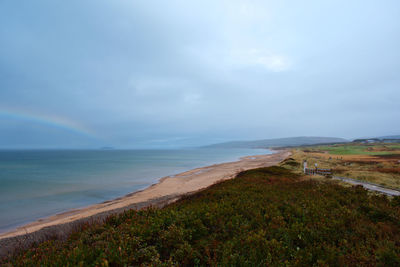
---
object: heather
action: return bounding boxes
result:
[292,143,400,189]
[3,166,400,266]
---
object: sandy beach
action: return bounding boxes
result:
[0,150,290,256]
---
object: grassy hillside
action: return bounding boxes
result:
[293,143,400,189]
[310,143,400,155]
[204,136,348,149]
[2,165,400,266]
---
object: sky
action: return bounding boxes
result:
[0,0,399,148]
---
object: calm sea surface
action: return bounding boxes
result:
[0,148,270,232]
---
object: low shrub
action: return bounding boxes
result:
[3,166,400,266]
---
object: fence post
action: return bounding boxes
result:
[303,160,307,174]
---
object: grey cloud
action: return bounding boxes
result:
[0,0,399,148]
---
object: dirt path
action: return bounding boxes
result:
[333,176,400,196]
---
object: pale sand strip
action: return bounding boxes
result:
[0,150,290,256]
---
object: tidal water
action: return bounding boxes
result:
[0,148,270,232]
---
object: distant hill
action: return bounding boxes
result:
[352,135,400,143]
[375,135,400,140]
[100,146,115,150]
[204,136,348,149]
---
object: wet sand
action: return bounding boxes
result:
[0,150,290,256]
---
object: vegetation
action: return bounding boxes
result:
[309,143,400,155]
[293,143,400,189]
[2,166,400,266]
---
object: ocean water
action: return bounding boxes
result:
[0,148,270,233]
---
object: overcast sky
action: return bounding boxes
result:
[1,0,399,148]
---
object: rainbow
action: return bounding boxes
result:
[0,109,95,138]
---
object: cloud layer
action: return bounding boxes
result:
[0,0,399,148]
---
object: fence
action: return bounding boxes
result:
[304,168,332,176]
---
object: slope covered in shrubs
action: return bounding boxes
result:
[3,166,400,266]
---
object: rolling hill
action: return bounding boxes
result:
[204,136,348,149]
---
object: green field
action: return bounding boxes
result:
[291,143,400,189]
[3,166,400,266]
[309,143,400,155]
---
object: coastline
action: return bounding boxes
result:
[0,150,290,257]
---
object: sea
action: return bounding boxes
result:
[0,148,271,233]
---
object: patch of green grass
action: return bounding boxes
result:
[3,166,400,266]
[290,147,400,190]
[311,143,400,155]
[323,145,374,155]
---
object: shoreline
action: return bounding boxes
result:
[0,150,290,257]
[0,149,270,234]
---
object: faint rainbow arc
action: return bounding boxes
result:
[0,110,96,138]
